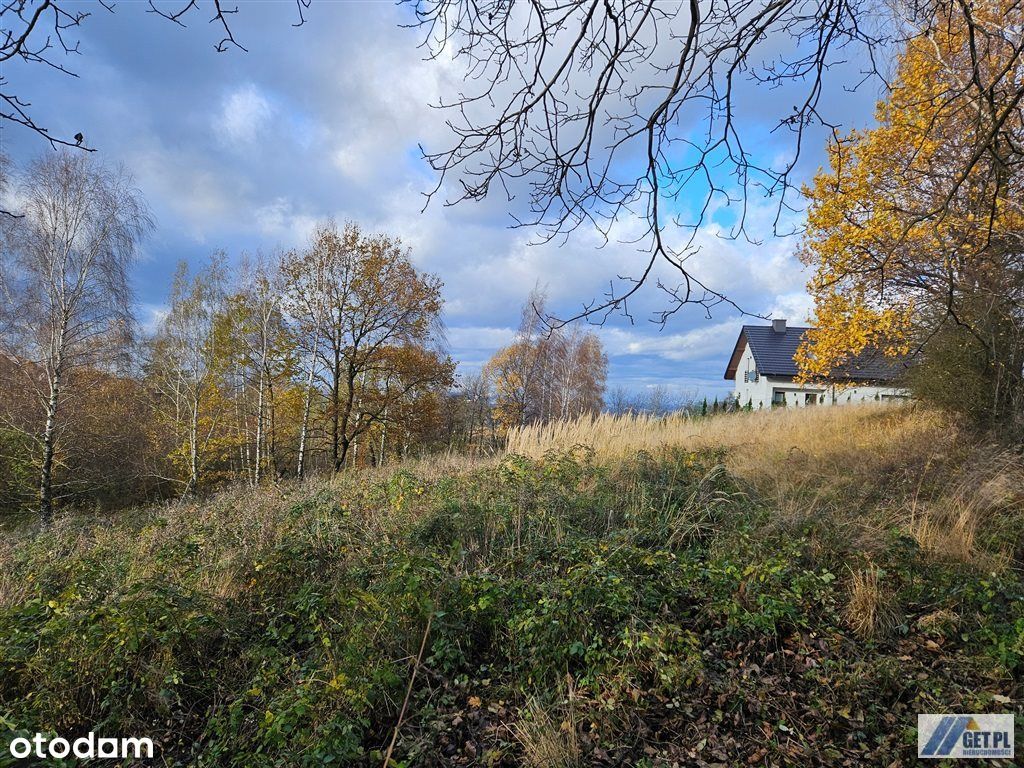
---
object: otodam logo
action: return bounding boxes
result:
[918,714,1015,759]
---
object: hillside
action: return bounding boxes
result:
[1,405,1021,767]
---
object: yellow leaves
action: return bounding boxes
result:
[468,695,482,708]
[486,316,608,431]
[795,293,913,383]
[799,4,1024,380]
[327,673,348,691]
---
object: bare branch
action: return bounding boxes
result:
[1,0,309,158]
[406,0,1014,324]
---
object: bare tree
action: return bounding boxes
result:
[605,384,694,415]
[459,371,497,452]
[0,151,150,523]
[409,0,1024,324]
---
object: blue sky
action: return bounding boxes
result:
[0,1,881,400]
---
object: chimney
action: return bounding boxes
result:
[772,318,787,334]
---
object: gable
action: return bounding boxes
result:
[724,324,909,382]
[723,332,749,380]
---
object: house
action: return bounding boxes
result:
[724,319,909,409]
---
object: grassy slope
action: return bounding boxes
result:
[0,405,1022,767]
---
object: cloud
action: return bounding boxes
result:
[446,326,517,351]
[214,83,275,145]
[252,197,319,246]
[138,303,169,335]
[600,320,743,362]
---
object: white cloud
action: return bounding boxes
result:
[138,303,168,334]
[446,325,517,350]
[215,83,275,145]
[252,197,319,246]
[599,319,743,362]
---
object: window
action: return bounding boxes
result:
[805,393,818,406]
[771,390,786,406]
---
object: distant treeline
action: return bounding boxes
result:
[0,153,618,517]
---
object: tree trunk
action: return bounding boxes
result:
[335,367,357,471]
[330,343,342,470]
[296,332,320,479]
[184,399,200,497]
[234,361,249,479]
[254,361,265,486]
[38,365,62,526]
[267,375,279,479]
[297,376,315,480]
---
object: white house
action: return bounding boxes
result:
[725,319,909,409]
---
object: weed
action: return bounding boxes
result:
[846,564,903,639]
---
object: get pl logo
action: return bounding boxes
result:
[918,714,1014,759]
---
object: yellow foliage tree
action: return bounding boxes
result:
[486,289,608,430]
[798,0,1024,420]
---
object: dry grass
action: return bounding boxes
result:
[7,403,1014,613]
[511,695,581,768]
[508,404,1024,567]
[846,564,903,639]
[507,404,952,486]
[0,556,32,610]
[902,446,1023,566]
[348,449,495,484]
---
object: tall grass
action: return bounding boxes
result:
[507,404,954,505]
[507,404,947,471]
[509,404,1024,565]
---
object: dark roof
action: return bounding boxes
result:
[724,324,908,382]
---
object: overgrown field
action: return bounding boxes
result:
[1,405,1022,766]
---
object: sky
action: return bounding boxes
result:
[0,1,883,400]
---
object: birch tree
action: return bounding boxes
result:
[486,292,607,428]
[231,254,294,484]
[148,256,229,496]
[281,224,347,479]
[0,152,149,523]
